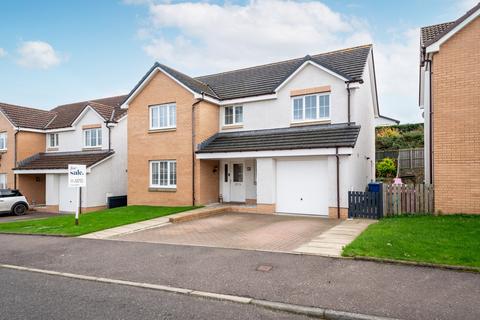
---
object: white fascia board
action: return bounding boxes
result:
[115,114,127,123]
[196,147,353,159]
[194,93,220,105]
[71,105,105,127]
[426,8,480,53]
[16,127,45,133]
[122,66,199,109]
[275,60,348,93]
[14,169,69,174]
[44,127,75,133]
[218,94,277,106]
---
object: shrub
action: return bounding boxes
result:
[376,158,396,178]
[376,127,401,138]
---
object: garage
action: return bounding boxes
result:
[276,158,329,216]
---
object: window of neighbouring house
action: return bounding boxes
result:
[292,93,330,122]
[84,128,102,148]
[48,133,59,148]
[150,160,176,188]
[224,106,243,125]
[0,174,6,189]
[150,103,176,130]
[0,132,6,150]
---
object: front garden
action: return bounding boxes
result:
[343,214,480,268]
[0,205,198,237]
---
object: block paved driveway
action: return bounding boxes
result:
[112,212,340,252]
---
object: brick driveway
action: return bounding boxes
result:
[112,212,340,252]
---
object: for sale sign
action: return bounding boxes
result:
[68,164,87,188]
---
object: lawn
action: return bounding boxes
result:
[0,205,198,237]
[343,215,480,268]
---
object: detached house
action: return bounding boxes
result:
[122,44,380,218]
[420,3,480,214]
[0,95,128,213]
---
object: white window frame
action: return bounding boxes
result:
[0,173,7,189]
[150,160,177,188]
[291,93,330,123]
[224,105,243,126]
[83,128,102,148]
[48,133,59,148]
[0,132,6,151]
[149,103,176,130]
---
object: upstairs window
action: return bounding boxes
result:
[48,133,59,148]
[224,106,243,125]
[84,128,102,148]
[0,132,6,151]
[150,103,176,130]
[292,93,330,122]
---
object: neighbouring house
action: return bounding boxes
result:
[122,44,380,218]
[419,2,480,214]
[0,95,128,213]
[375,115,400,127]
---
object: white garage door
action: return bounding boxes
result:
[276,159,329,216]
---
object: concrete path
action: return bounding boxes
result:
[79,216,171,239]
[0,234,479,320]
[294,219,375,256]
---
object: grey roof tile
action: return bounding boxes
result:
[197,123,361,153]
[15,150,114,170]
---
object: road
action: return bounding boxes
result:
[0,267,311,320]
[0,234,479,320]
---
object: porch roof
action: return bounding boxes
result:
[196,123,360,154]
[14,150,114,171]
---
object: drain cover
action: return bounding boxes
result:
[256,265,273,272]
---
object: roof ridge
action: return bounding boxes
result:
[0,102,54,114]
[195,44,372,79]
[53,94,127,109]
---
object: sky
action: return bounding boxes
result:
[0,0,477,123]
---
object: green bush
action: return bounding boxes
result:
[375,123,424,150]
[376,158,396,178]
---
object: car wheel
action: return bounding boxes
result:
[12,203,28,216]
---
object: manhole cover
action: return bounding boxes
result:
[256,265,273,272]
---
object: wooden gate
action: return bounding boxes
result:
[348,190,383,219]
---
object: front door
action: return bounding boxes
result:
[221,160,246,203]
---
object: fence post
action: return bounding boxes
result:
[378,183,384,219]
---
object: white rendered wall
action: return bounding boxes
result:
[45,174,59,206]
[46,108,109,152]
[256,158,276,204]
[218,63,348,132]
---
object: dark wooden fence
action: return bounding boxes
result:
[348,190,383,219]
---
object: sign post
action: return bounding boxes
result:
[68,164,87,226]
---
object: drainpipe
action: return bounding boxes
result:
[13,127,19,189]
[191,93,205,206]
[426,58,434,186]
[104,120,112,152]
[345,79,364,125]
[335,147,340,219]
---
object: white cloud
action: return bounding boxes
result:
[130,0,422,123]
[16,41,62,69]
[0,48,6,58]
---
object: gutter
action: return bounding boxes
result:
[191,93,205,206]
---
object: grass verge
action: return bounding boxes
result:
[0,205,199,237]
[342,214,480,268]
